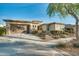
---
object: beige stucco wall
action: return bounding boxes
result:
[5,21,43,34]
[6,22,31,34]
[30,22,42,31]
[41,25,47,31]
[55,24,64,31]
[6,22,11,35]
[49,24,64,31]
[30,24,38,30]
[49,24,55,31]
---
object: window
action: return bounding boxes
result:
[33,25,34,27]
[35,25,36,27]
[33,25,36,28]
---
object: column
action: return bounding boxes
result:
[6,22,11,35]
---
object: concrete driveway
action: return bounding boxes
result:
[0,34,75,56]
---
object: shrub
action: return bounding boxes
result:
[65,28,74,33]
[53,35,60,39]
[50,30,63,35]
[49,42,73,48]
[62,31,69,35]
[31,30,38,34]
[48,43,67,48]
[37,31,47,37]
[73,42,79,48]
[57,41,74,48]
[0,27,6,36]
[50,30,57,35]
[60,34,67,38]
[50,30,69,38]
[57,42,68,48]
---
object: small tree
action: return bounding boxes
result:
[0,27,6,36]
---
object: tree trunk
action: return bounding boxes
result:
[72,14,79,40]
[76,19,79,40]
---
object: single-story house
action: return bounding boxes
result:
[4,19,65,34]
[4,19,42,34]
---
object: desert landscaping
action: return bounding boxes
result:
[0,21,79,56]
[0,3,79,56]
[0,32,78,56]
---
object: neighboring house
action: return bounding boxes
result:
[4,19,42,34]
[48,22,65,31]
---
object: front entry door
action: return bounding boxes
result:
[27,25,30,33]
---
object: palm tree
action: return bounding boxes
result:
[47,3,79,41]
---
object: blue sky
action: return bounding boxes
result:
[0,3,76,25]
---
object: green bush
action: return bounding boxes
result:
[0,27,6,36]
